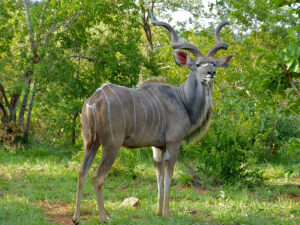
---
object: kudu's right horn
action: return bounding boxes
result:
[206,20,229,57]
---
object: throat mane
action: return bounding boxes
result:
[184,83,213,144]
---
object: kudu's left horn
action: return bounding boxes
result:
[150,9,204,58]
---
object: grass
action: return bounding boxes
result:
[0,145,299,225]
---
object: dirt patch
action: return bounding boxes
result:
[0,168,32,180]
[290,195,300,202]
[115,185,129,192]
[188,210,213,221]
[194,187,209,195]
[37,201,76,225]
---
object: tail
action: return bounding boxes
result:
[86,103,97,142]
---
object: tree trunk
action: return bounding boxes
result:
[139,0,155,51]
[24,80,36,139]
[141,11,153,51]
[9,93,20,122]
[71,112,79,145]
[18,76,32,126]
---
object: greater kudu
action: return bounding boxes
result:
[73,10,233,224]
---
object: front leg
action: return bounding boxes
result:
[152,147,165,215]
[162,143,180,217]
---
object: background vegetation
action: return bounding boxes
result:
[0,0,299,224]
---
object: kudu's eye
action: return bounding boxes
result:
[196,63,200,67]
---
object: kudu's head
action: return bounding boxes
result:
[150,10,233,84]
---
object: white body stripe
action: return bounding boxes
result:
[96,83,108,92]
[137,94,147,138]
[142,89,160,134]
[129,91,136,135]
[100,88,115,143]
[139,90,155,137]
[147,88,166,129]
[106,85,126,135]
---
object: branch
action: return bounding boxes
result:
[39,0,51,27]
[43,12,81,46]
[0,80,9,108]
[37,0,51,41]
[278,100,300,117]
[23,0,39,63]
[286,72,300,96]
[279,64,300,96]
[18,76,32,126]
[24,79,36,137]
[70,55,97,62]
[158,66,171,70]
[0,100,8,122]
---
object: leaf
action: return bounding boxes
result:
[256,54,266,67]
[288,28,297,40]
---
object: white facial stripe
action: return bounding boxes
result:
[201,63,214,67]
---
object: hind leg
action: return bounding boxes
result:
[93,144,120,223]
[73,141,99,224]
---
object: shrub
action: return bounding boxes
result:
[0,122,24,151]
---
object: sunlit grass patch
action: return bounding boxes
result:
[0,195,53,225]
[0,147,299,224]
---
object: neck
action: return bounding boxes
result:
[178,71,214,124]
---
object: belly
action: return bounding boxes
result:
[122,130,166,148]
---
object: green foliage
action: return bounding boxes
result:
[0,0,299,184]
[181,94,259,184]
[111,149,139,178]
[286,138,300,160]
[181,87,299,184]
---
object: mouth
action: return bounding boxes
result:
[205,74,215,79]
[203,75,215,83]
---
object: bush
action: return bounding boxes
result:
[0,122,24,151]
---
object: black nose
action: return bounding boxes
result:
[207,71,216,76]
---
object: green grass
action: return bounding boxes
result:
[0,146,299,225]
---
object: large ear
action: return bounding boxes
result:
[215,55,233,68]
[173,49,191,67]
